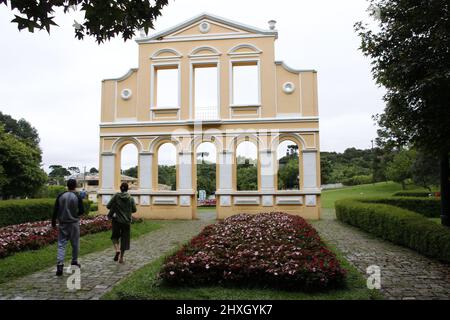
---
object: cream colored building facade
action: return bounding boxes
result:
[98,13,321,220]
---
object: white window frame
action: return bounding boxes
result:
[150,62,181,120]
[229,58,261,108]
[189,59,221,120]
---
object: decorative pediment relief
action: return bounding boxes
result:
[136,13,277,43]
[151,48,182,61]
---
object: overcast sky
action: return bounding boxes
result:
[0,0,384,171]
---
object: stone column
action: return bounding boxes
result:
[303,150,318,189]
[260,150,275,206]
[100,152,115,191]
[178,152,193,191]
[138,152,153,191]
[218,151,233,206]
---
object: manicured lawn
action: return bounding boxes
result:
[321,182,429,208]
[102,242,381,300]
[0,220,161,284]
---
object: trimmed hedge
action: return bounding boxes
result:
[0,198,91,227]
[392,191,435,198]
[361,197,441,218]
[335,199,450,263]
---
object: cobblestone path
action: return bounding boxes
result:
[311,209,450,300]
[0,219,212,300]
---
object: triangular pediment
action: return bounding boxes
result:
[136,13,277,43]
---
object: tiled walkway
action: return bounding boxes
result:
[0,219,212,300]
[311,209,450,300]
[1,209,449,300]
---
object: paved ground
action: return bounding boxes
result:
[0,218,213,300]
[0,208,449,300]
[311,209,450,300]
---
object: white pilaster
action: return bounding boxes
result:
[218,151,233,191]
[178,152,193,191]
[259,150,275,192]
[139,153,153,190]
[303,151,318,189]
[101,153,115,190]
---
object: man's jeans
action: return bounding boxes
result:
[57,222,80,265]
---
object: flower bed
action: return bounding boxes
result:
[0,215,111,258]
[160,212,346,291]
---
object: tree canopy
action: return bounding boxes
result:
[356,0,450,225]
[1,0,169,43]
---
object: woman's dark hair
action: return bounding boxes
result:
[120,182,129,192]
[67,179,77,190]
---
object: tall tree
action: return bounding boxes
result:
[1,0,169,43]
[0,126,47,198]
[0,111,40,149]
[89,167,98,174]
[356,0,450,225]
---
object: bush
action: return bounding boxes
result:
[342,175,373,186]
[160,212,346,291]
[0,198,91,227]
[361,197,440,218]
[335,199,450,263]
[33,185,67,198]
[90,203,98,212]
[392,191,435,197]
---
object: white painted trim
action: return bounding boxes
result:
[189,45,222,58]
[150,48,182,60]
[275,61,317,74]
[102,68,138,82]
[276,196,303,205]
[216,189,321,195]
[150,62,182,121]
[135,12,277,42]
[189,59,221,121]
[234,196,260,205]
[229,58,261,107]
[228,43,263,55]
[152,196,178,205]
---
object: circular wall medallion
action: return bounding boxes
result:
[282,82,295,94]
[121,89,132,100]
[199,21,211,33]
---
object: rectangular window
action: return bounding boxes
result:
[156,67,179,108]
[232,62,259,105]
[194,65,218,120]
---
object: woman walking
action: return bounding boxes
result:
[107,182,137,263]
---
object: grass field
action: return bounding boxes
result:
[102,242,381,300]
[0,220,161,284]
[321,182,430,209]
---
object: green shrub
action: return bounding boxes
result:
[90,203,98,212]
[335,199,450,263]
[361,197,441,218]
[342,175,373,186]
[393,191,435,197]
[0,198,91,227]
[33,185,67,199]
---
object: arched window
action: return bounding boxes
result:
[236,141,258,191]
[277,140,300,190]
[157,143,177,190]
[120,144,139,190]
[196,142,217,203]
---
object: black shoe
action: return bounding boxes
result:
[71,261,81,268]
[114,252,120,262]
[56,264,64,276]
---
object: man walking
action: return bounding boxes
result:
[52,178,85,276]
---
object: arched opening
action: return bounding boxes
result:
[277,140,300,190]
[236,141,258,191]
[157,143,177,190]
[120,143,139,190]
[196,142,217,204]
